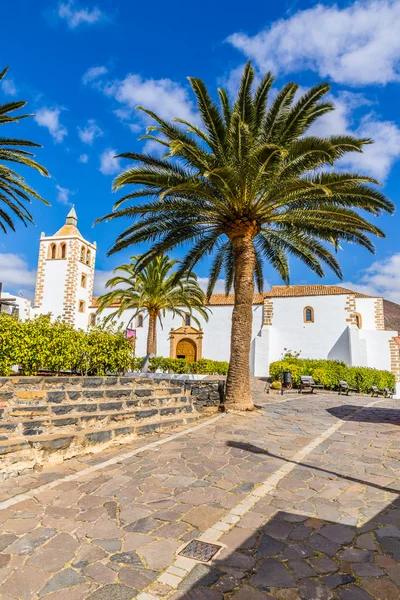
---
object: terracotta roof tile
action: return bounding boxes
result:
[90,292,265,309]
[266,285,373,299]
[53,223,83,238]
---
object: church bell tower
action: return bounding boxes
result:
[33,207,97,328]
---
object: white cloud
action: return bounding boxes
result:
[79,153,89,163]
[78,119,103,145]
[82,65,108,85]
[308,91,400,181]
[1,78,17,96]
[34,107,67,143]
[0,253,36,291]
[99,148,120,175]
[197,278,229,295]
[341,253,400,303]
[56,184,74,205]
[93,270,114,295]
[103,73,199,128]
[58,1,104,28]
[227,1,400,85]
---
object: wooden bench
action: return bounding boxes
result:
[338,380,357,395]
[298,376,323,393]
[384,387,394,398]
[371,385,386,397]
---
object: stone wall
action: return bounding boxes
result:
[0,376,223,478]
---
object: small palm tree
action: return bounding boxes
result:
[0,66,49,232]
[98,62,394,410]
[96,254,209,356]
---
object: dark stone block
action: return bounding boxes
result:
[168,387,183,395]
[99,402,123,412]
[23,428,44,436]
[52,405,74,415]
[80,415,105,423]
[379,536,400,561]
[53,417,78,427]
[134,389,153,397]
[256,534,286,558]
[136,423,159,434]
[68,391,82,401]
[103,377,118,386]
[75,403,97,412]
[136,409,158,420]
[82,377,104,388]
[81,390,104,400]
[47,391,66,404]
[114,427,133,437]
[159,406,181,416]
[126,400,139,408]
[0,392,13,401]
[0,442,29,455]
[43,377,71,388]
[37,436,74,450]
[0,424,17,431]
[86,430,112,444]
[105,389,131,398]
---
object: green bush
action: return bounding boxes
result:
[270,380,282,390]
[133,357,229,375]
[0,314,134,376]
[270,358,395,393]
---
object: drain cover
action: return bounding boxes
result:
[179,540,222,562]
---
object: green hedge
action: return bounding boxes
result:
[0,314,134,376]
[133,357,229,375]
[270,358,395,393]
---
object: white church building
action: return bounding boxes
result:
[3,208,400,393]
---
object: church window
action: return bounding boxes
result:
[49,243,57,259]
[137,314,144,327]
[86,250,91,266]
[78,300,86,313]
[355,313,362,329]
[81,273,87,288]
[304,306,314,323]
[88,313,96,326]
[80,246,86,262]
[184,313,191,327]
[60,243,66,259]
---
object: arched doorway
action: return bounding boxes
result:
[176,338,197,362]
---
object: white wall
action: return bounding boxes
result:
[355,297,376,330]
[39,257,68,319]
[267,295,352,363]
[75,259,95,330]
[0,293,31,321]
[99,303,265,367]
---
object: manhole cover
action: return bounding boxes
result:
[179,540,222,562]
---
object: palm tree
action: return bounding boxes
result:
[98,62,394,410]
[96,254,209,356]
[0,66,49,232]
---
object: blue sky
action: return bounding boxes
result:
[1,0,400,301]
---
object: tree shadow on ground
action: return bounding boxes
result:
[327,405,400,425]
[225,441,399,495]
[172,497,400,600]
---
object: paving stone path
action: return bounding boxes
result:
[0,390,399,599]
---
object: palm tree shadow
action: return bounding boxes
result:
[225,441,400,495]
[327,405,400,425]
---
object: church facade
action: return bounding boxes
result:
[4,209,399,395]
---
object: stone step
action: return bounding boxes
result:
[0,386,186,408]
[0,394,189,418]
[0,402,195,439]
[0,412,202,477]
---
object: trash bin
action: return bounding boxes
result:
[280,370,292,394]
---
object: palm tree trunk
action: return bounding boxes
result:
[224,232,256,411]
[147,311,158,355]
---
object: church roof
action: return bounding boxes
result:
[53,205,83,238]
[265,285,372,299]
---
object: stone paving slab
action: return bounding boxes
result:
[0,391,399,599]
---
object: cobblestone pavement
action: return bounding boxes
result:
[0,391,399,599]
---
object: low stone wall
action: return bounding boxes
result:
[0,376,223,477]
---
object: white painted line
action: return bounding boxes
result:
[0,413,225,510]
[152,397,388,597]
